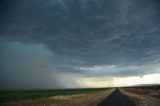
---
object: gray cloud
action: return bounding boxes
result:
[0,0,160,89]
[0,41,80,89]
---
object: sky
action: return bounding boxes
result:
[0,0,160,89]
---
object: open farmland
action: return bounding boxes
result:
[0,88,113,106]
[121,85,160,106]
[0,85,160,106]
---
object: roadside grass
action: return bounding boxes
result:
[0,88,109,104]
[121,85,160,106]
[124,85,160,98]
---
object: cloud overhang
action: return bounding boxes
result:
[0,0,160,89]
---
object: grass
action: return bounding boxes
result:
[0,88,108,104]
[124,85,160,98]
[128,85,160,90]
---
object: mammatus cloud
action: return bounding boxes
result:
[0,0,160,89]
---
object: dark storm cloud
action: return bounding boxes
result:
[0,0,160,88]
[1,0,160,65]
[0,41,80,89]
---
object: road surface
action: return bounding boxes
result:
[98,89,136,106]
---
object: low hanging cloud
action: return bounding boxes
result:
[0,0,160,89]
[0,41,81,89]
[74,64,160,77]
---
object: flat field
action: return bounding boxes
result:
[1,85,160,106]
[121,85,160,106]
[0,88,113,106]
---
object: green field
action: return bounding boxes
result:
[0,88,108,104]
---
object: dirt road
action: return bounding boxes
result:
[98,89,136,106]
